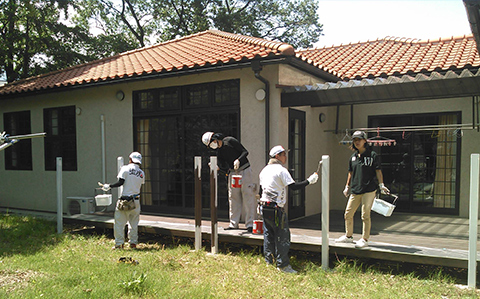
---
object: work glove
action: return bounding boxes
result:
[101,183,111,192]
[307,172,318,184]
[379,183,390,194]
[343,185,350,198]
[233,159,240,170]
[0,132,6,144]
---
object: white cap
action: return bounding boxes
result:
[129,152,142,164]
[352,131,367,140]
[202,132,214,147]
[269,145,286,158]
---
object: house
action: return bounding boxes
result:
[0,30,478,219]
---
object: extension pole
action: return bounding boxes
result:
[210,157,218,254]
[468,153,479,289]
[56,157,63,234]
[321,155,330,270]
[194,157,202,251]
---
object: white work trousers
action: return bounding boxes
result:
[114,199,140,246]
[228,167,257,229]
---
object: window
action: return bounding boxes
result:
[3,111,32,170]
[214,80,240,105]
[369,112,460,214]
[133,79,240,215]
[44,106,77,171]
[133,80,239,114]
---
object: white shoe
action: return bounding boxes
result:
[335,235,354,243]
[277,264,298,274]
[355,238,369,248]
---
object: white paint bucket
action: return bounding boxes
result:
[95,194,112,206]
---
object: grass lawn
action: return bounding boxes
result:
[0,213,479,298]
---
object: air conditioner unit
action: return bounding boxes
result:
[66,197,95,215]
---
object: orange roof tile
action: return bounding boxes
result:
[0,30,294,96]
[297,35,480,80]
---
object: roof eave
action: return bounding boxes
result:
[0,56,290,100]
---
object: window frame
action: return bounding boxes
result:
[43,106,77,171]
[3,110,32,170]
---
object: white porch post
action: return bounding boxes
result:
[321,155,330,270]
[468,153,479,289]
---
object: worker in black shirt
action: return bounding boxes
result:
[335,131,389,248]
[202,132,257,232]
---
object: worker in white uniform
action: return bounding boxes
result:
[101,152,145,249]
[259,145,318,273]
[202,132,257,232]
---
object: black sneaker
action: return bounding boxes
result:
[224,226,238,230]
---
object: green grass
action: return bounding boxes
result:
[0,213,479,298]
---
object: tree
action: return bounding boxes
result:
[75,0,323,49]
[1,0,323,82]
[211,0,322,48]
[0,0,96,83]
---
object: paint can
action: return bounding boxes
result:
[253,220,263,234]
[231,174,242,188]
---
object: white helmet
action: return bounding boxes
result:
[202,132,214,147]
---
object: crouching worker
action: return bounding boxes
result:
[100,152,145,249]
[259,145,318,274]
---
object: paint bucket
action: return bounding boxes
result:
[253,220,263,234]
[95,194,112,206]
[231,174,242,188]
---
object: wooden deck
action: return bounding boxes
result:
[57,210,480,269]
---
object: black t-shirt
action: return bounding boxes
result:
[348,148,381,194]
[216,136,250,172]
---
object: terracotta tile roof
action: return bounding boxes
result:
[296,35,480,80]
[0,30,295,96]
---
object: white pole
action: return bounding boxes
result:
[468,153,479,289]
[195,156,202,250]
[210,156,218,254]
[101,115,106,183]
[117,157,124,199]
[56,157,63,234]
[321,155,330,270]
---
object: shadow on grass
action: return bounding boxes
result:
[0,213,64,257]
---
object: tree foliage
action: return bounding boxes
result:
[0,0,323,83]
[0,0,98,83]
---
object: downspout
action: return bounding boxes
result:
[252,61,270,164]
[101,114,106,183]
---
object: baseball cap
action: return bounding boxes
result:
[129,152,142,164]
[352,131,367,140]
[269,145,286,158]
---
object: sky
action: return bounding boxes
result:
[314,0,472,48]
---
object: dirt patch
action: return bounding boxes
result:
[0,270,41,292]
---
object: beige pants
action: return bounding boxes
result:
[344,190,376,240]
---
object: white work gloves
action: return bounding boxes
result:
[379,183,390,194]
[100,183,111,192]
[343,185,350,197]
[233,159,240,170]
[0,132,6,144]
[307,172,318,184]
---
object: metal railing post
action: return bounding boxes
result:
[468,153,479,289]
[321,155,330,270]
[195,157,202,251]
[210,157,218,254]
